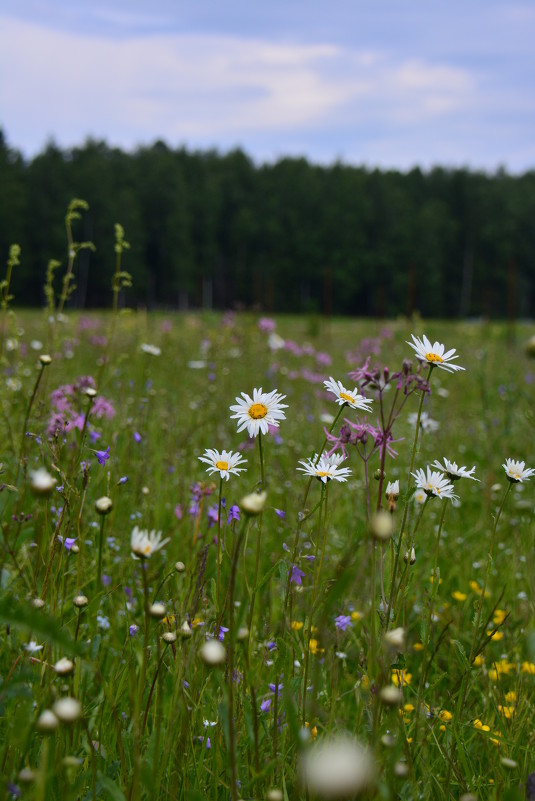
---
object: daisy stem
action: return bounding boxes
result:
[139,562,150,709]
[407,365,433,480]
[469,481,512,663]
[227,523,246,801]
[217,476,223,614]
[414,497,448,743]
[257,431,265,489]
[386,497,429,630]
[281,408,345,634]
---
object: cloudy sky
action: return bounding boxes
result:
[1,0,534,172]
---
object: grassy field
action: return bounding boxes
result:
[1,302,534,801]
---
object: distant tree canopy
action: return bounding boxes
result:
[1,130,534,318]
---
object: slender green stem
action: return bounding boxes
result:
[217,476,223,614]
[16,361,48,483]
[97,515,106,588]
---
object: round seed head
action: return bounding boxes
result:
[95,496,113,515]
[299,735,375,799]
[149,602,167,619]
[52,697,82,723]
[73,595,89,608]
[200,639,227,666]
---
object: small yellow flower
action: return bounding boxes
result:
[493,609,507,625]
[486,630,504,641]
[351,611,362,621]
[505,691,517,703]
[192,617,204,628]
[469,580,490,598]
[392,670,412,687]
[497,705,515,719]
[473,654,484,667]
[439,724,446,732]
[309,639,324,655]
[403,703,415,713]
[473,719,490,732]
[488,659,515,681]
[430,574,443,584]
[521,661,535,674]
[452,590,467,602]
[413,642,424,652]
[439,709,453,722]
[291,621,304,631]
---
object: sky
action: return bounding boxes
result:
[1,0,534,172]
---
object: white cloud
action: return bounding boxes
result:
[0,13,527,172]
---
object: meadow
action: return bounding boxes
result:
[1,236,535,800]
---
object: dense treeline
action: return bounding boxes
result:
[1,130,534,317]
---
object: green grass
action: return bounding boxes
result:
[1,306,534,801]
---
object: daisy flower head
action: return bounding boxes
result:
[297,453,352,484]
[385,480,400,498]
[198,448,247,481]
[131,526,170,559]
[229,387,287,438]
[431,458,479,482]
[323,377,373,412]
[502,458,535,484]
[411,466,459,502]
[407,334,465,373]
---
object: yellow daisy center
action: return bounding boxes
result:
[249,402,268,420]
[216,460,229,471]
[425,352,443,363]
[339,391,355,403]
[143,544,151,554]
[317,470,331,478]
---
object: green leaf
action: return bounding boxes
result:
[96,773,126,801]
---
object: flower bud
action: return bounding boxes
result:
[95,496,113,515]
[149,603,166,619]
[30,467,56,495]
[175,561,186,573]
[36,709,59,733]
[52,697,82,723]
[162,631,176,644]
[54,657,75,676]
[379,685,403,706]
[73,595,88,608]
[384,627,405,651]
[39,354,52,366]
[404,547,416,565]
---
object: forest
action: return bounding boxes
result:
[1,130,534,318]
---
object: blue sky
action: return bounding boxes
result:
[1,0,534,171]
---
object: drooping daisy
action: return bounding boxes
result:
[407,334,465,373]
[385,480,400,498]
[297,453,352,483]
[229,387,288,438]
[323,377,373,412]
[431,458,480,481]
[411,467,459,501]
[198,448,247,481]
[140,343,161,356]
[502,459,535,484]
[130,526,170,559]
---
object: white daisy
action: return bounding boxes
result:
[411,467,459,501]
[297,454,352,483]
[24,641,43,653]
[408,411,439,433]
[140,343,161,356]
[130,526,170,559]
[431,458,479,481]
[407,334,465,373]
[323,377,373,412]
[198,448,247,481]
[385,480,400,498]
[502,459,535,484]
[229,387,288,438]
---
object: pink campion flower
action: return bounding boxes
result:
[92,396,115,419]
[258,317,276,333]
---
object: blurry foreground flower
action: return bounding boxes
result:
[323,377,373,412]
[407,334,465,373]
[411,467,458,501]
[200,639,227,666]
[52,697,82,724]
[229,387,287,438]
[131,526,170,559]
[299,735,375,799]
[30,467,56,495]
[502,458,535,484]
[239,490,267,516]
[431,457,479,481]
[24,641,43,653]
[297,454,352,483]
[140,343,161,356]
[198,448,247,481]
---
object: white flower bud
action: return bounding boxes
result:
[200,639,226,666]
[239,490,267,516]
[52,697,82,723]
[95,496,113,515]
